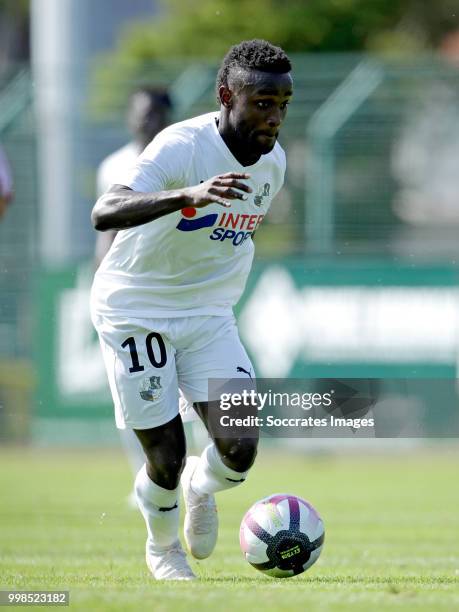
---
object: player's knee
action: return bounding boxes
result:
[218,438,258,472]
[145,448,186,490]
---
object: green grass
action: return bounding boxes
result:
[1,445,458,611]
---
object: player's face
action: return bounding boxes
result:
[229,71,293,156]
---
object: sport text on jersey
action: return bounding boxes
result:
[176,208,265,246]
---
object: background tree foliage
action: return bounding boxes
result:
[92,0,459,114]
[119,0,401,57]
[109,0,459,58]
[0,0,28,17]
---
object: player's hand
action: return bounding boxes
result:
[183,173,252,208]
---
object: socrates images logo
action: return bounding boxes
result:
[176,207,265,246]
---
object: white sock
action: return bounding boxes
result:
[190,443,249,496]
[135,464,179,553]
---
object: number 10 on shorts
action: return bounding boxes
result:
[121,333,167,372]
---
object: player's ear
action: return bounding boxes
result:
[219,85,233,109]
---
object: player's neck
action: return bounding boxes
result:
[216,117,261,167]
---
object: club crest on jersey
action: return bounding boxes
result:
[254,182,271,206]
[139,376,162,402]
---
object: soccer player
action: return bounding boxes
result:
[91,39,293,580]
[95,87,172,503]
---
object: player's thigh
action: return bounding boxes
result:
[176,315,254,406]
[94,315,178,430]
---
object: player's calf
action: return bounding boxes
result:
[134,414,187,489]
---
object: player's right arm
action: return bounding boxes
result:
[91,172,252,232]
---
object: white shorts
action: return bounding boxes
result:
[92,314,254,430]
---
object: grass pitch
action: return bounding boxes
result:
[0,444,458,611]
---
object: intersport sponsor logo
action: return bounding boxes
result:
[176,207,265,245]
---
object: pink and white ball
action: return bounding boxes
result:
[239,493,325,578]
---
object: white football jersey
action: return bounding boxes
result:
[91,112,286,318]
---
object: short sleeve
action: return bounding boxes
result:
[117,127,193,193]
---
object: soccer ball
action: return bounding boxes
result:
[239,493,324,578]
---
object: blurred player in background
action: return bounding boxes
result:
[0,143,13,220]
[95,87,172,503]
[96,87,172,265]
[91,39,293,580]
